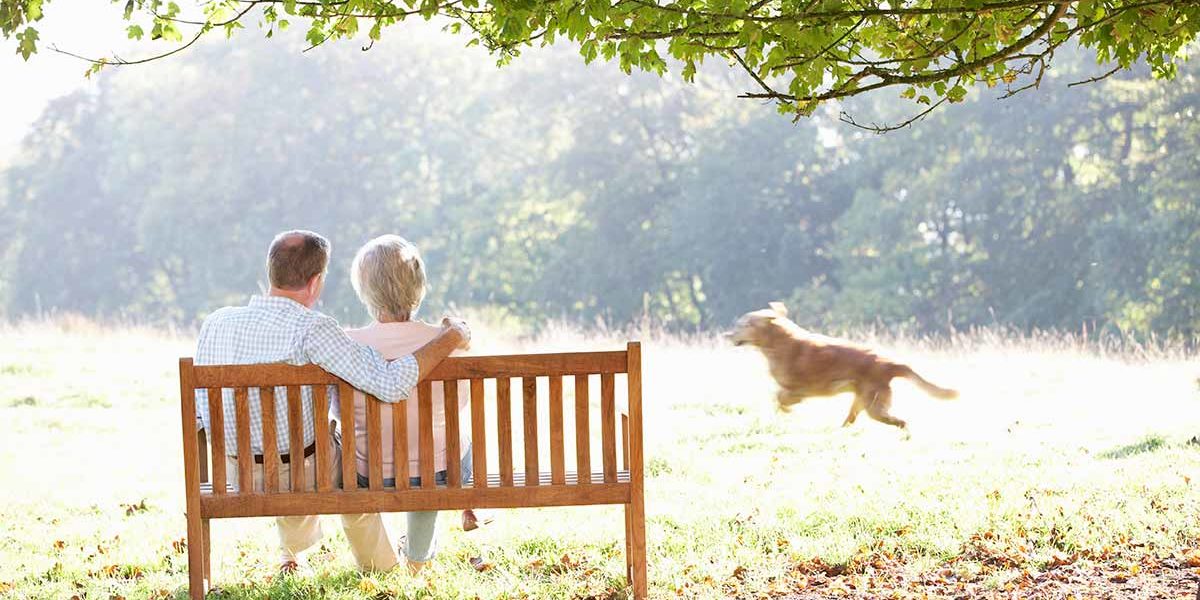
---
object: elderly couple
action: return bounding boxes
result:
[194,229,486,575]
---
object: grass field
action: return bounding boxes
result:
[2,317,1200,599]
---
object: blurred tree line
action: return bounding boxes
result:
[0,32,1196,338]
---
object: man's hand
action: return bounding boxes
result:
[442,316,471,350]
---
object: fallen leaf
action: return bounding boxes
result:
[469,557,492,572]
[357,577,378,593]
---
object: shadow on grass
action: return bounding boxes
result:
[1098,435,1168,460]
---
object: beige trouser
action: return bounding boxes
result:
[225,438,400,572]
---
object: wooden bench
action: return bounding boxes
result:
[177,343,646,598]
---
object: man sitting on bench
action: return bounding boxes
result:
[193,229,470,574]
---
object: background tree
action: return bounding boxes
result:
[0,33,1196,338]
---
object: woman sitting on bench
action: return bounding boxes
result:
[344,234,489,574]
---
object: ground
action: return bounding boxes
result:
[1,318,1199,599]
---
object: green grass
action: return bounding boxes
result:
[1,318,1199,599]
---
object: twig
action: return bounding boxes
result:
[1067,65,1122,87]
[839,95,950,133]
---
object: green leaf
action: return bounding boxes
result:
[581,39,598,63]
[16,27,39,60]
[26,0,44,21]
[127,24,144,40]
[306,24,325,47]
[161,22,184,43]
[681,59,696,82]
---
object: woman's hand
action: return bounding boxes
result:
[441,316,471,350]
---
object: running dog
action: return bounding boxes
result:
[728,302,957,430]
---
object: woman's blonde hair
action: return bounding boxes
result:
[351,235,427,321]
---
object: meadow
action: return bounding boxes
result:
[2,317,1199,599]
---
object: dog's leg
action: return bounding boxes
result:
[842,399,864,427]
[776,389,806,413]
[865,387,908,430]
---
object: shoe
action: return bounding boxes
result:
[278,560,301,575]
[462,509,496,532]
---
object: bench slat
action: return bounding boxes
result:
[470,378,486,488]
[574,375,591,484]
[338,382,356,491]
[418,381,435,489]
[622,413,629,471]
[497,378,514,487]
[234,387,254,494]
[367,394,383,491]
[286,386,305,492]
[601,373,617,484]
[445,381,461,488]
[392,398,408,489]
[550,375,565,485]
[207,388,227,495]
[523,377,539,486]
[314,386,332,492]
[260,387,279,493]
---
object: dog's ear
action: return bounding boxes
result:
[768,301,788,317]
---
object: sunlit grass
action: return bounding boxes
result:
[1,316,1199,598]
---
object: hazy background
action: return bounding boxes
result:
[1,5,1197,338]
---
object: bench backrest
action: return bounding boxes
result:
[178,342,643,519]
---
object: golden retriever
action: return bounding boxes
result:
[728,302,957,430]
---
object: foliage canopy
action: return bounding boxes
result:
[3,1,1200,124]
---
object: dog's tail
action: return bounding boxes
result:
[891,364,958,399]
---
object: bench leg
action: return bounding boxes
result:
[624,507,633,583]
[186,512,207,599]
[624,501,647,599]
[202,518,212,583]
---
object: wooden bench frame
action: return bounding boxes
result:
[178,342,646,598]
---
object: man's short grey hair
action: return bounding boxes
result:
[351,235,427,321]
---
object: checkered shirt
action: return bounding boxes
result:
[194,295,420,456]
